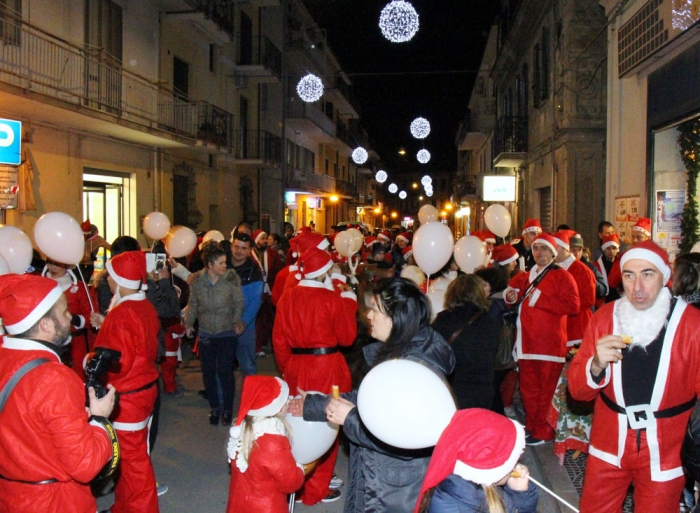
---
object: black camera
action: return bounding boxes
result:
[85,347,121,406]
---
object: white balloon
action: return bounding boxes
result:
[484,204,512,238]
[285,393,339,464]
[412,222,454,276]
[165,226,197,258]
[0,225,33,274]
[418,205,439,224]
[346,228,364,254]
[0,254,10,275]
[453,236,487,273]
[33,213,85,265]
[202,230,225,244]
[334,231,354,258]
[357,359,457,449]
[143,212,171,240]
[400,265,425,287]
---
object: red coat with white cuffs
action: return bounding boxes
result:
[506,265,580,362]
[559,256,596,346]
[568,298,700,481]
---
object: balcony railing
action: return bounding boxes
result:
[236,35,281,79]
[184,0,235,39]
[233,130,281,165]
[0,10,198,139]
[196,102,233,148]
[334,78,361,116]
[336,179,357,198]
[493,115,528,155]
[286,98,335,137]
[285,166,358,198]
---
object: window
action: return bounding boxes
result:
[83,170,133,247]
[532,28,550,108]
[209,44,217,73]
[85,0,123,62]
[173,57,189,100]
[0,0,21,46]
[261,83,268,112]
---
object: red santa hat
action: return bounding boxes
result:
[620,240,671,284]
[81,219,92,235]
[601,233,620,251]
[521,218,542,236]
[232,375,289,432]
[532,232,557,255]
[364,235,378,248]
[490,244,519,266]
[106,251,147,290]
[297,247,333,280]
[552,229,577,251]
[631,217,652,237]
[252,229,267,245]
[483,231,496,244]
[396,232,413,244]
[414,409,525,512]
[291,232,329,259]
[377,230,392,243]
[402,245,413,259]
[0,274,63,335]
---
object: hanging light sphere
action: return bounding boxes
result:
[399,191,407,199]
[421,175,432,186]
[410,117,431,139]
[388,183,398,194]
[417,149,431,164]
[379,1,420,43]
[424,186,433,195]
[352,147,369,165]
[375,170,388,183]
[426,189,434,197]
[296,74,324,103]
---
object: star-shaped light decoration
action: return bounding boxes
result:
[296,74,324,103]
[375,170,388,183]
[417,149,431,164]
[410,117,430,139]
[388,183,398,193]
[421,175,432,186]
[352,147,369,165]
[379,1,420,43]
[399,191,407,199]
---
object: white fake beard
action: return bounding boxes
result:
[615,287,671,348]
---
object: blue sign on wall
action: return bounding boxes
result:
[0,119,22,166]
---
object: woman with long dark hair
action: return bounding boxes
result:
[290,277,455,512]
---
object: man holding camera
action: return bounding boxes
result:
[0,273,117,512]
[93,251,161,513]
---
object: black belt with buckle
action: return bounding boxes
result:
[601,393,696,429]
[291,347,339,356]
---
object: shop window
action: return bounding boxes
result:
[83,169,132,248]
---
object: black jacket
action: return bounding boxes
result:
[682,401,700,482]
[432,304,501,410]
[304,327,455,513]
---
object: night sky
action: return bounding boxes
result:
[303,0,499,174]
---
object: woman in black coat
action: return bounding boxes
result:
[432,273,502,411]
[291,278,455,513]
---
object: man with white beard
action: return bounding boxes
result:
[568,240,700,513]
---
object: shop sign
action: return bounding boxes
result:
[0,119,21,165]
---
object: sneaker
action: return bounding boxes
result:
[525,434,547,446]
[329,473,344,489]
[156,483,169,496]
[209,410,220,426]
[321,489,342,503]
[221,411,233,426]
[256,351,266,358]
[165,385,184,397]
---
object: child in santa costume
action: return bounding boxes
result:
[415,409,538,513]
[226,376,305,513]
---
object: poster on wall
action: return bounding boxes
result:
[654,189,685,259]
[614,195,640,244]
[0,165,18,209]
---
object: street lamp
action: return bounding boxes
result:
[391,212,398,219]
[330,195,339,202]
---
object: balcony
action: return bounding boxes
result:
[182,0,235,40]
[326,76,360,119]
[452,176,478,202]
[233,130,281,166]
[286,98,336,142]
[0,10,197,147]
[234,35,281,82]
[336,179,357,199]
[493,115,527,168]
[196,102,233,150]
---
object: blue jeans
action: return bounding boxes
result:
[199,333,237,413]
[236,325,257,377]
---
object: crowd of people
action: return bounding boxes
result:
[3,213,700,513]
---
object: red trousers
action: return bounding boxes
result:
[298,438,338,505]
[580,430,685,513]
[161,327,183,394]
[518,359,563,440]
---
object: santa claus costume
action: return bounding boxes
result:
[568,242,700,513]
[251,229,284,354]
[95,251,161,513]
[0,274,114,513]
[594,233,621,307]
[271,232,329,307]
[161,322,185,394]
[226,376,304,512]
[272,247,357,504]
[505,233,580,443]
[553,230,597,347]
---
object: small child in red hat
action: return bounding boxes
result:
[226,375,306,513]
[415,409,538,512]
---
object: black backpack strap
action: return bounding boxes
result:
[0,358,51,414]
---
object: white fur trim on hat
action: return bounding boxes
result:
[552,236,569,251]
[620,248,671,284]
[533,237,556,255]
[453,418,526,486]
[304,259,333,280]
[248,378,289,417]
[601,239,620,251]
[631,225,651,237]
[106,259,143,290]
[495,253,518,266]
[397,234,409,244]
[5,285,63,335]
[522,226,542,236]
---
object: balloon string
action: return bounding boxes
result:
[528,475,579,512]
[76,265,96,313]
